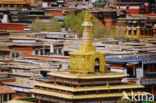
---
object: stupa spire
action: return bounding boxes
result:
[81,11,94,45]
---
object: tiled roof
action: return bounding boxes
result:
[0,85,15,94]
[0,0,31,4]
[3,78,34,88]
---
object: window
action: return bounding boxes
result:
[141,30,144,35]
[4,94,7,101]
[40,50,43,55]
[59,48,62,54]
[16,52,19,57]
[12,52,15,57]
[144,64,156,72]
[35,50,38,55]
[95,58,100,72]
[54,49,57,54]
[127,67,136,78]
[149,29,152,35]
[9,94,12,100]
[145,29,147,35]
[134,30,137,35]
[45,49,50,55]
[128,30,131,35]
[144,64,156,76]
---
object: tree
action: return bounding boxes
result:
[30,17,43,32]
[64,11,76,32]
[30,17,62,32]
[64,10,110,38]
[113,19,126,40]
[64,11,92,37]
[93,19,110,38]
[53,19,62,32]
[44,18,62,32]
[75,10,86,37]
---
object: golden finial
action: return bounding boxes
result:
[82,11,93,26]
[84,12,91,22]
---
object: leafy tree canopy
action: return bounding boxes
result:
[113,19,126,40]
[31,17,62,32]
[64,10,110,38]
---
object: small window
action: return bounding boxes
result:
[145,29,147,35]
[45,49,50,55]
[128,30,131,35]
[4,94,7,101]
[40,50,43,55]
[149,30,152,35]
[35,50,38,55]
[141,30,144,35]
[54,49,57,54]
[134,30,137,35]
[9,94,12,100]
[95,58,100,72]
[127,67,136,78]
[59,48,62,54]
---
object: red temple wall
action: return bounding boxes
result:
[103,18,113,34]
[109,63,123,67]
[118,5,148,14]
[9,46,33,56]
[126,9,140,14]
[45,11,63,16]
[21,50,33,57]
[0,21,27,31]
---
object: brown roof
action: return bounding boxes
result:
[0,85,15,94]
[0,0,31,4]
[9,34,31,39]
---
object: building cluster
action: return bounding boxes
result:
[0,0,155,103]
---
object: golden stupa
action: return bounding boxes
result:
[69,12,106,73]
[9,12,149,103]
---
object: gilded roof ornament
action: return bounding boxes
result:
[82,12,93,26]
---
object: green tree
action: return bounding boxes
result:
[31,17,43,32]
[31,17,62,32]
[93,19,110,38]
[64,11,76,32]
[75,10,86,37]
[113,19,126,40]
[53,19,62,32]
[64,10,110,38]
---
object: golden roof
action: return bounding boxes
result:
[34,82,144,92]
[30,89,149,99]
[48,71,128,79]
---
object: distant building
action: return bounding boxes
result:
[119,16,156,39]
[148,0,156,14]
[0,85,15,103]
[42,0,65,8]
[3,78,34,99]
[116,0,149,14]
[0,0,35,9]
[91,9,118,34]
